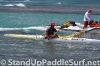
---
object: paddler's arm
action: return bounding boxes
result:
[56,29,60,32]
[54,29,59,38]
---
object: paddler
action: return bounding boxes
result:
[83,9,93,29]
[44,22,59,39]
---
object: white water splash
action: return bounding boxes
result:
[25,0,30,2]
[2,4,14,6]
[0,3,26,7]
[14,3,26,7]
[56,2,61,5]
[0,26,47,31]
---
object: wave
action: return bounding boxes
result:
[0,3,100,14]
[2,4,14,6]
[0,26,47,35]
[0,26,47,31]
[14,3,26,7]
[56,2,61,5]
[0,0,27,2]
[0,3,26,7]
[25,0,30,2]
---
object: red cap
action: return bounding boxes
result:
[88,9,92,13]
[51,22,55,26]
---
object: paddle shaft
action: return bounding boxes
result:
[48,32,58,40]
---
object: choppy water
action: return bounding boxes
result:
[0,0,100,66]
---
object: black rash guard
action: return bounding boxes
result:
[46,27,57,35]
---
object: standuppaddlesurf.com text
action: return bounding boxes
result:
[0,59,100,66]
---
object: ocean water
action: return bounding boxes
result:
[0,0,100,66]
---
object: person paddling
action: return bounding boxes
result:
[44,22,59,39]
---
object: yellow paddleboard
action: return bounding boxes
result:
[4,34,43,39]
[59,30,85,38]
[4,30,85,39]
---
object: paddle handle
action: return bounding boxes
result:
[48,31,59,40]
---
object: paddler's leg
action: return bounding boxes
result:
[49,34,59,38]
[83,21,88,29]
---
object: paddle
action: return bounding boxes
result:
[48,32,58,40]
